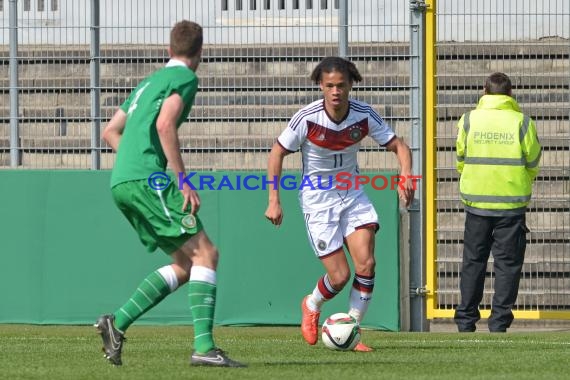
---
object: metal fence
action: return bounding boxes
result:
[1,0,423,329]
[426,0,570,320]
[2,0,569,328]
[0,0,412,172]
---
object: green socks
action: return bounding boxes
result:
[114,270,172,332]
[188,266,217,354]
[111,264,217,355]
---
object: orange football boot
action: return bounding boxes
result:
[301,295,320,345]
[354,342,373,352]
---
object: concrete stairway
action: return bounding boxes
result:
[0,44,411,170]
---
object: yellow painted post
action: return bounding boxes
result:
[424,0,438,319]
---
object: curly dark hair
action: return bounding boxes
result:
[310,56,363,84]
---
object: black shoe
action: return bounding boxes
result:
[94,314,126,366]
[190,348,246,368]
[457,324,476,332]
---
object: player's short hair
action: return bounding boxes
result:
[170,20,203,59]
[310,56,363,85]
[484,72,512,95]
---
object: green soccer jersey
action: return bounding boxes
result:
[110,60,198,187]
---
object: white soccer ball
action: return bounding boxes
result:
[321,312,361,351]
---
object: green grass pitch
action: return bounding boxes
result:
[1,325,568,380]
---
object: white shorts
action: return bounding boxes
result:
[303,193,379,258]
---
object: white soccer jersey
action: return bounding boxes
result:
[278,98,396,212]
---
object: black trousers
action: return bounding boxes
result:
[454,212,528,332]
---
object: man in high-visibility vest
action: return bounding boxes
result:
[454,72,542,332]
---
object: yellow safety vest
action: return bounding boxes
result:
[456,95,542,216]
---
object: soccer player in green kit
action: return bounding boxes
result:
[95,20,245,368]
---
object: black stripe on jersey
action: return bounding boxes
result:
[289,101,324,131]
[349,101,386,127]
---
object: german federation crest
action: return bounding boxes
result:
[349,127,362,141]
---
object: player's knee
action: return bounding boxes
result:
[193,244,219,267]
[169,263,190,285]
[177,271,190,285]
[355,256,376,275]
[329,269,351,290]
[207,246,220,266]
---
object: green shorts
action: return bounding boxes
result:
[111,179,203,254]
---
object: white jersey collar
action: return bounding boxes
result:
[166,59,188,68]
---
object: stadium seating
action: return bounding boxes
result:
[0,42,568,310]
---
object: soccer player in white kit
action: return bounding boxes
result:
[265,57,415,351]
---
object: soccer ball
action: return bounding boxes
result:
[321,312,361,350]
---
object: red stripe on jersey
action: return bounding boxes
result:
[306,119,369,151]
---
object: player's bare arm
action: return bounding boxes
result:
[385,137,415,207]
[156,92,201,214]
[265,142,290,226]
[102,109,127,152]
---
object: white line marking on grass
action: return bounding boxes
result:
[396,339,570,346]
[4,336,91,341]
